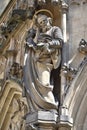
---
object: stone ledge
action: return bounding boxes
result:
[26,110,58,125]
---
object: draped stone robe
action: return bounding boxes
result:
[24,26,63,112]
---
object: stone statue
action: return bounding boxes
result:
[24,10,63,112]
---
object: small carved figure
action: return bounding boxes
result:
[8,99,27,130]
[78,39,87,53]
[9,62,23,80]
[24,10,63,112]
[61,63,77,80]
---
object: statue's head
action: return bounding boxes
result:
[37,14,52,31]
[33,9,53,32]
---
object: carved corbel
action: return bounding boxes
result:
[60,63,77,96]
[61,64,77,81]
[61,0,69,11]
[78,39,87,54]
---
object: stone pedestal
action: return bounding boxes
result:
[25,110,58,130]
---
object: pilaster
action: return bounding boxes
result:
[58,106,73,130]
[25,111,58,130]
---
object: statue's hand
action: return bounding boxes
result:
[36,42,51,53]
[49,40,62,48]
[36,42,45,49]
[37,42,44,47]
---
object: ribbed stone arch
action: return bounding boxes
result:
[1,92,22,130]
[63,63,87,130]
[83,112,87,130]
[0,80,25,130]
[73,91,87,130]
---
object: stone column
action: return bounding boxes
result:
[59,2,73,130]
[25,111,58,130]
[60,1,68,105]
[61,2,68,43]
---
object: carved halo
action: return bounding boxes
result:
[33,9,53,23]
[34,9,53,18]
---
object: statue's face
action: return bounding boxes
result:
[38,18,47,28]
[37,15,52,32]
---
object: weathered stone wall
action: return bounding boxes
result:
[68,0,87,59]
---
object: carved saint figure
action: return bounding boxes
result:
[24,10,63,112]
